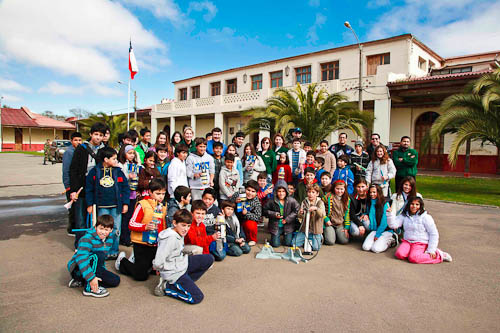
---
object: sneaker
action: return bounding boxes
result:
[248,241,256,246]
[67,232,75,237]
[106,253,118,261]
[390,233,399,248]
[83,286,110,298]
[129,252,135,264]
[68,278,83,288]
[115,251,126,271]
[154,277,166,297]
[441,251,453,262]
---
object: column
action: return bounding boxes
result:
[191,114,196,136]
[151,117,158,141]
[170,116,176,134]
[214,112,223,133]
[373,99,391,145]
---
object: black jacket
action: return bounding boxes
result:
[349,194,369,227]
[69,143,102,194]
[263,180,300,235]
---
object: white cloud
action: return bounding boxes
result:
[0,93,21,103]
[120,0,185,25]
[39,81,124,97]
[188,1,218,22]
[0,0,166,83]
[367,0,500,57]
[0,78,31,92]
[307,13,327,44]
[308,0,320,7]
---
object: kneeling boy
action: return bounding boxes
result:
[220,200,250,256]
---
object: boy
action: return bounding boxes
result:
[62,131,82,235]
[295,167,323,204]
[314,156,326,183]
[185,200,223,260]
[295,184,326,251]
[287,138,306,186]
[219,153,241,200]
[350,140,369,180]
[212,141,224,198]
[303,142,313,153]
[320,171,332,194]
[70,122,106,249]
[167,144,189,198]
[202,187,221,235]
[153,209,215,304]
[332,155,354,195]
[156,144,170,184]
[287,183,296,198]
[85,146,130,259]
[186,138,215,201]
[304,151,315,170]
[263,180,300,247]
[232,180,262,246]
[167,185,191,227]
[220,200,251,256]
[257,172,273,207]
[135,128,151,163]
[115,178,167,281]
[67,215,120,297]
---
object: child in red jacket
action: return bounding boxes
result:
[184,200,221,257]
[272,152,292,184]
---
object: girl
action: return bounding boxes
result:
[180,126,196,153]
[390,176,422,216]
[388,197,452,263]
[362,184,394,253]
[323,180,351,245]
[258,137,277,184]
[118,144,142,246]
[171,131,183,149]
[150,131,173,157]
[272,152,292,184]
[226,144,243,184]
[350,178,370,237]
[155,145,170,189]
[138,151,161,199]
[365,145,396,197]
[273,133,288,160]
[242,143,266,183]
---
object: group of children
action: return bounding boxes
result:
[67,125,452,304]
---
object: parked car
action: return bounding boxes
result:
[50,140,72,162]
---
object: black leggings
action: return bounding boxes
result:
[119,243,157,281]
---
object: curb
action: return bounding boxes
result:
[425,198,499,209]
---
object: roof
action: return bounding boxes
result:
[1,107,75,129]
[173,34,443,84]
[444,50,500,61]
[387,69,493,86]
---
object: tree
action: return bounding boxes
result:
[242,83,373,148]
[427,69,500,166]
[69,108,93,119]
[78,112,144,148]
[42,110,67,121]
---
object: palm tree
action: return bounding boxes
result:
[242,83,373,148]
[427,69,500,166]
[78,112,144,148]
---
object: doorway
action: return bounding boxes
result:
[14,128,23,151]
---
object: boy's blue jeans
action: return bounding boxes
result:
[293,232,322,251]
[73,197,87,249]
[98,207,121,256]
[270,227,293,247]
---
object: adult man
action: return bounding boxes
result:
[43,139,54,165]
[206,127,227,155]
[232,131,245,158]
[62,132,82,235]
[316,140,336,174]
[392,136,418,189]
[135,128,151,163]
[329,132,354,162]
[366,133,384,159]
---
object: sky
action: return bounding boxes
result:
[0,0,499,117]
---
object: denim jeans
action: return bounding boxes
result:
[73,197,87,249]
[293,232,322,251]
[97,207,121,255]
[270,227,293,247]
[226,243,251,256]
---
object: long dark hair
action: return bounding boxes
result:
[353,178,368,197]
[117,145,138,164]
[332,180,349,211]
[242,143,258,167]
[369,184,385,208]
[171,131,183,145]
[402,196,425,216]
[397,176,417,198]
[154,131,173,157]
[143,151,156,168]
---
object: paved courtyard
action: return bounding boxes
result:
[0,154,499,332]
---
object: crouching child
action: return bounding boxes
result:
[220,200,250,256]
[294,184,326,251]
[153,209,214,304]
[185,200,223,260]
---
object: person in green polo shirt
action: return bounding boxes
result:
[392,136,418,190]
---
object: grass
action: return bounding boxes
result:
[392,175,500,207]
[0,151,43,156]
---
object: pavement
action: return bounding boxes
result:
[1,154,499,332]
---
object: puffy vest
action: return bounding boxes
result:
[130,199,167,246]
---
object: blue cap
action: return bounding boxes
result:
[294,127,302,133]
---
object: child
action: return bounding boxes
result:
[365,145,396,197]
[304,151,315,170]
[287,138,306,185]
[118,144,142,246]
[258,137,276,184]
[349,178,370,237]
[272,152,292,184]
[67,215,120,297]
[138,151,161,199]
[226,144,244,184]
[186,138,215,201]
[388,197,452,264]
[303,141,313,153]
[156,144,170,186]
[350,141,369,180]
[202,187,221,235]
[212,142,224,198]
[257,172,273,207]
[314,156,326,183]
[167,143,189,198]
[323,180,351,245]
[219,153,241,200]
[362,184,394,253]
[185,200,223,260]
[295,167,323,204]
[167,185,191,227]
[320,172,332,194]
[263,180,300,247]
[295,184,325,251]
[390,176,422,216]
[287,183,296,198]
[233,180,262,246]
[86,147,130,259]
[332,155,354,195]
[220,200,251,256]
[153,209,215,304]
[115,178,167,281]
[242,143,266,183]
[316,139,336,174]
[135,128,151,163]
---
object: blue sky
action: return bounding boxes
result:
[0,0,499,117]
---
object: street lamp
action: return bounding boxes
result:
[344,21,363,111]
[117,81,133,130]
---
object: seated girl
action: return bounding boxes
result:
[323,180,351,245]
[294,184,325,251]
[390,176,422,216]
[362,184,394,253]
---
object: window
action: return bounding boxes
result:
[179,88,187,101]
[321,61,339,81]
[431,66,472,76]
[451,66,472,74]
[270,71,283,88]
[226,79,237,94]
[296,66,311,84]
[366,53,390,75]
[191,85,200,99]
[418,57,427,71]
[211,82,221,96]
[251,74,262,90]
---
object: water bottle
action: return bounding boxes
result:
[278,167,285,180]
[199,163,209,185]
[128,164,139,191]
[215,215,226,252]
[236,187,246,212]
[148,203,163,245]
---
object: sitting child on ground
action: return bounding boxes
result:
[294,184,326,251]
[220,200,251,256]
[153,209,214,304]
[67,215,120,298]
[232,180,262,246]
[202,187,221,235]
[167,185,191,227]
[323,180,351,245]
[361,185,394,253]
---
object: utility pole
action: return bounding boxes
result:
[344,21,363,111]
[134,90,137,121]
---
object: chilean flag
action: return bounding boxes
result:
[129,41,138,80]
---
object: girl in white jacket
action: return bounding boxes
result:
[388,197,452,264]
[242,143,266,183]
[365,145,396,197]
[390,176,422,216]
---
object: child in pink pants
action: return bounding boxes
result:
[388,197,452,264]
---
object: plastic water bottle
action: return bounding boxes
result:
[236,187,246,212]
[278,167,285,180]
[215,215,226,252]
[148,203,163,245]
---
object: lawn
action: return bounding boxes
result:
[0,151,43,156]
[396,175,500,207]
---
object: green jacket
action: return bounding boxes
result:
[392,147,418,177]
[179,139,197,154]
[258,150,277,175]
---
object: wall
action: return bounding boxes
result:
[408,41,443,75]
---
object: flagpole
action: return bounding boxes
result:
[127,77,131,131]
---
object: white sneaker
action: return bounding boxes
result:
[441,251,453,262]
[129,251,135,264]
[115,251,126,271]
[83,286,109,298]
[248,241,256,246]
[154,277,166,297]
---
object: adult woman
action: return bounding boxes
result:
[226,144,243,184]
[150,131,173,159]
[273,133,288,160]
[258,137,276,184]
[242,143,266,182]
[365,145,396,197]
[180,126,196,153]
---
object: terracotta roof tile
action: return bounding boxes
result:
[388,69,493,86]
[1,107,75,129]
